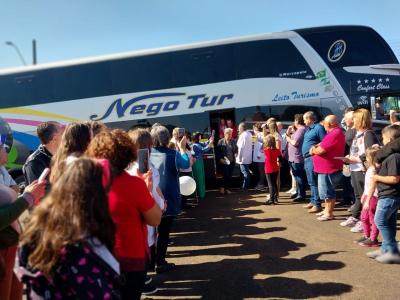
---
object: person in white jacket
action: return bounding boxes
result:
[236,122,253,189]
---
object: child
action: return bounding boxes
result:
[263,135,281,205]
[355,146,380,247]
[366,124,400,264]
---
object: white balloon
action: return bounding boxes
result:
[179,176,196,196]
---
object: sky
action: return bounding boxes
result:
[0,0,399,69]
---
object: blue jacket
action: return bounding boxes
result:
[192,142,211,160]
[151,147,189,216]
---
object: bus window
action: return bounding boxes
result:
[371,95,400,120]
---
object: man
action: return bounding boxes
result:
[310,115,345,221]
[23,121,63,185]
[236,122,252,190]
[338,108,356,209]
[302,111,326,213]
[286,114,307,202]
[0,142,19,193]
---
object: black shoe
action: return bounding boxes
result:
[156,262,176,274]
[353,236,368,244]
[274,199,279,204]
[145,276,152,285]
[142,283,158,295]
[290,193,298,199]
[265,200,274,205]
[292,196,305,202]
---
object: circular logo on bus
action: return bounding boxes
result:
[327,40,346,62]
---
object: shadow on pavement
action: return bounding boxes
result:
[148,191,352,299]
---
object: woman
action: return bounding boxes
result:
[341,108,378,231]
[0,181,45,300]
[218,118,226,139]
[192,132,214,199]
[49,122,92,184]
[127,128,166,295]
[19,158,120,299]
[86,129,162,300]
[268,121,283,193]
[150,125,189,273]
[216,128,238,195]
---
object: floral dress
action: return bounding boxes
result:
[18,239,121,300]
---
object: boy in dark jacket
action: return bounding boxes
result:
[367,125,400,264]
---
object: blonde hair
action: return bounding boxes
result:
[353,108,372,130]
[365,146,379,167]
[264,135,276,149]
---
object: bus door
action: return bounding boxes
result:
[203,109,236,181]
[370,94,400,133]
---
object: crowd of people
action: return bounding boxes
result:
[215,109,400,265]
[0,121,217,299]
[0,107,399,299]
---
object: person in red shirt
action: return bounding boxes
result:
[310,115,345,221]
[86,129,162,300]
[264,135,282,205]
[227,119,238,140]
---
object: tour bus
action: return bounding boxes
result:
[0,25,399,182]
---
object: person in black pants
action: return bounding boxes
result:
[216,128,237,195]
[263,135,281,205]
[341,109,378,230]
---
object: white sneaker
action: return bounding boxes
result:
[376,252,400,264]
[285,188,296,194]
[340,216,358,227]
[350,221,363,233]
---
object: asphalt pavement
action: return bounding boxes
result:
[146,188,400,300]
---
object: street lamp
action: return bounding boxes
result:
[5,41,27,65]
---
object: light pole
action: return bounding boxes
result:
[5,41,27,66]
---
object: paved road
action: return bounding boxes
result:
[147,189,400,300]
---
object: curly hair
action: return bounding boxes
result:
[50,122,92,183]
[84,120,108,137]
[86,129,137,174]
[20,157,115,277]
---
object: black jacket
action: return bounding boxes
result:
[376,137,400,164]
[22,145,52,185]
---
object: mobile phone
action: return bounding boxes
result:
[38,168,50,183]
[178,128,185,137]
[211,129,215,137]
[138,148,149,174]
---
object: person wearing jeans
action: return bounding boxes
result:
[286,114,307,202]
[367,125,400,263]
[236,122,253,189]
[310,115,345,221]
[289,161,306,200]
[374,197,400,257]
[302,111,326,212]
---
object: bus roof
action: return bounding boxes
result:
[0,25,374,76]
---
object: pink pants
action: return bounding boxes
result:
[360,195,379,241]
[0,245,23,300]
